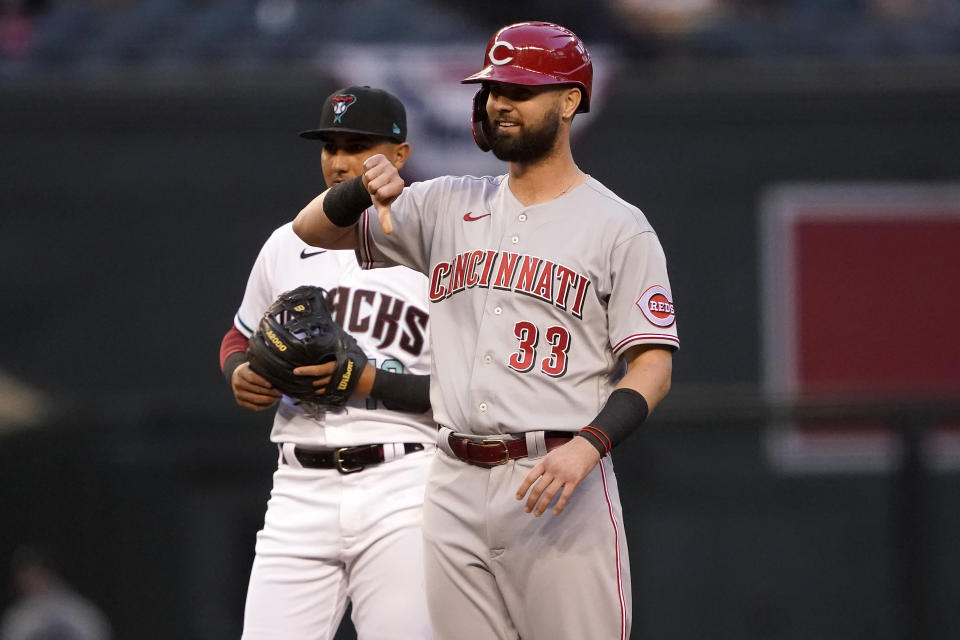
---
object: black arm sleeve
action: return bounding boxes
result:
[369,370,431,413]
[222,351,248,386]
[324,176,374,227]
[577,388,649,457]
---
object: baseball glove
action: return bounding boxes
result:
[246,285,367,412]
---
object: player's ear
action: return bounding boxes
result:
[391,142,412,170]
[561,87,581,120]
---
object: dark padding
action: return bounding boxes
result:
[222,351,248,386]
[324,176,373,227]
[370,370,431,413]
[578,388,650,456]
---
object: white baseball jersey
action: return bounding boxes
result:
[237,221,435,638]
[234,221,435,447]
[355,174,679,436]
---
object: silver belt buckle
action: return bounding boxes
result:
[334,446,367,474]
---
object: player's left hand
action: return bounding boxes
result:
[515,436,602,516]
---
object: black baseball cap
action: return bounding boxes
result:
[299,85,407,143]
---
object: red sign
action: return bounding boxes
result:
[761,183,960,471]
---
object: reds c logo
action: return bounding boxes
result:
[331,94,357,123]
[488,41,515,66]
[637,285,676,327]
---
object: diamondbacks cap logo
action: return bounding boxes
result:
[489,40,515,66]
[637,285,676,327]
[331,94,357,123]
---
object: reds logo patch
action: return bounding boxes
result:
[489,40,515,66]
[331,94,357,123]
[637,285,676,327]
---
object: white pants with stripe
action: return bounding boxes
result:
[241,446,434,640]
[422,443,631,640]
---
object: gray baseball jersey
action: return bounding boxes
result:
[356,174,678,435]
[354,173,678,640]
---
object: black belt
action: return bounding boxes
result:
[284,443,425,474]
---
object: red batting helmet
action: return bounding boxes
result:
[461,21,593,151]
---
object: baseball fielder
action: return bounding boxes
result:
[292,23,678,640]
[219,86,434,639]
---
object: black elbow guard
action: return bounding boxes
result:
[370,370,431,413]
[222,351,248,386]
[324,176,373,227]
[578,388,649,457]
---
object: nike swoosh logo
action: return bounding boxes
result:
[463,211,492,222]
[300,249,327,259]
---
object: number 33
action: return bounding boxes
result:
[507,321,570,377]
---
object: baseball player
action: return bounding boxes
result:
[292,22,678,640]
[1,546,112,640]
[219,86,435,639]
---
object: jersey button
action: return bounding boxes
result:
[518,214,527,222]
[494,306,502,315]
[479,402,488,412]
[483,354,493,364]
[511,236,519,244]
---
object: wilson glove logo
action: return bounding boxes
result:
[266,330,288,352]
[336,360,354,390]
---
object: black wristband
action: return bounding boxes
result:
[323,176,373,227]
[222,351,248,386]
[578,388,650,456]
[577,430,609,458]
[370,370,431,413]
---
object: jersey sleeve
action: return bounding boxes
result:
[355,178,443,275]
[233,233,278,337]
[607,231,680,356]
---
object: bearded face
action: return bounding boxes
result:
[487,99,562,163]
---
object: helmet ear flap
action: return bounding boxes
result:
[470,86,492,152]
